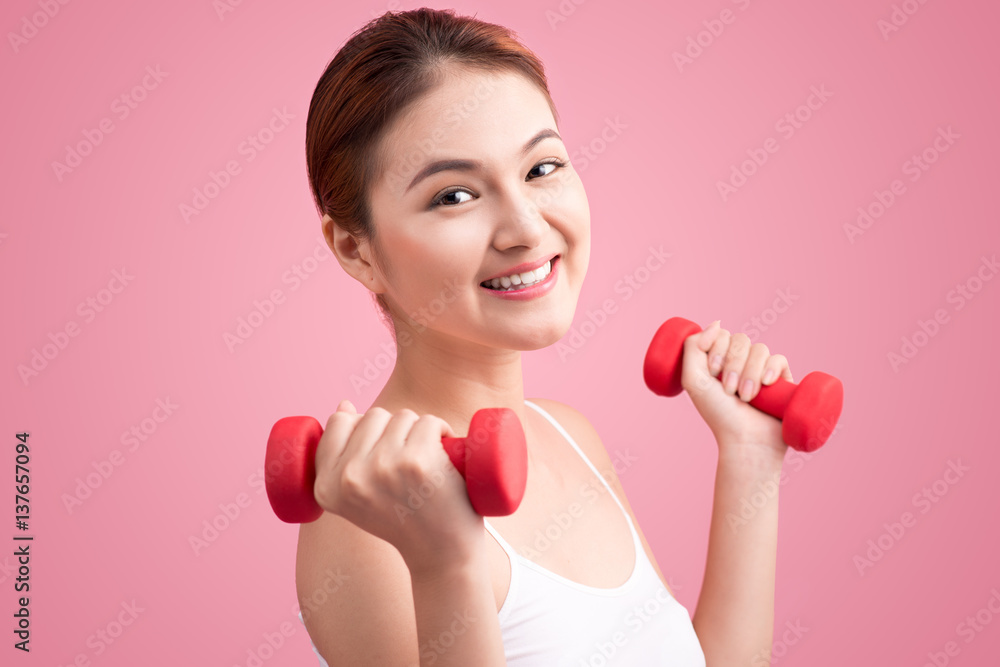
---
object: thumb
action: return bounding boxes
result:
[336,399,357,414]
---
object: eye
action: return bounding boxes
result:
[430,188,474,208]
[428,159,567,208]
[528,159,566,180]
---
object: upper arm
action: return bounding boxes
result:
[527,397,677,599]
[295,511,420,666]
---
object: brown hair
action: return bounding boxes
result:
[305,7,559,332]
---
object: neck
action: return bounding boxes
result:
[368,326,532,442]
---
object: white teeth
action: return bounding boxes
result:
[483,259,552,291]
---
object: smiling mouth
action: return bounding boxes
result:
[480,255,559,292]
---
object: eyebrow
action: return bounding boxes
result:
[404,128,562,194]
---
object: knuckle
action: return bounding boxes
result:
[397,450,431,481]
[370,449,397,481]
[324,412,346,429]
[397,407,420,420]
[339,461,367,497]
[367,406,391,419]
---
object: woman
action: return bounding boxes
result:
[296,8,792,666]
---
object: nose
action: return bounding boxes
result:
[490,184,549,252]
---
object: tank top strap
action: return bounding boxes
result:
[523,399,637,536]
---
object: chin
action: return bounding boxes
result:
[509,308,580,351]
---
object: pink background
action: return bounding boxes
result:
[3,0,999,664]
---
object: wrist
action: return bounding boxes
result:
[715,437,787,476]
[405,540,489,586]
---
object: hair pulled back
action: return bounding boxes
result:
[305,7,558,328]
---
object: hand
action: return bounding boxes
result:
[680,320,794,462]
[312,400,485,576]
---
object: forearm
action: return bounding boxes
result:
[693,444,784,666]
[409,548,507,667]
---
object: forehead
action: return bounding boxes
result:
[374,67,556,192]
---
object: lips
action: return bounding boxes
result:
[480,253,560,284]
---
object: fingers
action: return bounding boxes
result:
[377,408,421,458]
[719,332,750,396]
[697,320,722,353]
[707,327,732,379]
[762,354,793,385]
[404,413,455,456]
[703,321,794,402]
[738,342,770,401]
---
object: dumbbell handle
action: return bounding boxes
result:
[644,317,843,451]
[703,367,798,421]
[265,407,527,523]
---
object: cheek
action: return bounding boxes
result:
[388,233,476,304]
[555,177,590,224]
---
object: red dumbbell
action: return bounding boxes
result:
[264,407,528,523]
[643,317,843,452]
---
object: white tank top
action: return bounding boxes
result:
[297,400,705,666]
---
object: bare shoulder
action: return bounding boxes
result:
[526,397,677,598]
[295,511,420,664]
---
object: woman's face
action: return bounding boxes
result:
[363,66,591,352]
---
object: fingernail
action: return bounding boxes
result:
[763,369,776,384]
[740,379,754,400]
[724,371,739,394]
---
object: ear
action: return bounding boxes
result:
[322,213,387,293]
